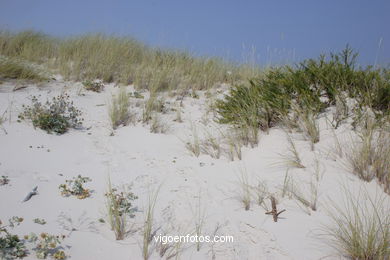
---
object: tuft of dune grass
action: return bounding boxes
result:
[324,187,390,260]
[0,56,47,81]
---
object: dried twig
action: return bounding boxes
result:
[265,196,286,222]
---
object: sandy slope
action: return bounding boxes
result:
[0,79,388,260]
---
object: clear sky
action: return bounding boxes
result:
[0,0,389,66]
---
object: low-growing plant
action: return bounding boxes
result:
[105,178,138,240]
[82,80,104,92]
[18,94,83,134]
[324,188,390,260]
[108,87,132,129]
[25,232,66,259]
[0,217,27,259]
[0,175,10,186]
[33,218,46,225]
[59,175,91,199]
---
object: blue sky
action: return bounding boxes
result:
[0,0,389,66]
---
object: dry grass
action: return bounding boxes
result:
[223,128,243,161]
[280,134,305,168]
[185,123,201,157]
[324,187,390,260]
[0,30,263,91]
[346,119,390,193]
[251,180,269,210]
[282,160,322,213]
[108,87,133,130]
[193,192,206,252]
[142,186,160,260]
[150,114,170,134]
[0,56,46,81]
[237,169,251,211]
[296,107,320,151]
[200,129,222,159]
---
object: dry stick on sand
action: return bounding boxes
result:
[265,196,286,222]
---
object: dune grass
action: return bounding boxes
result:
[324,188,390,260]
[108,87,133,130]
[0,56,46,81]
[236,169,252,211]
[280,134,305,168]
[0,30,262,91]
[142,186,160,260]
[346,118,390,194]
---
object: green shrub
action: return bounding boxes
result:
[216,69,291,135]
[19,94,83,134]
[216,46,389,146]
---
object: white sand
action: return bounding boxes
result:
[0,79,388,260]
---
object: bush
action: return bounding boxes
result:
[19,94,83,134]
[216,46,389,148]
[216,72,291,134]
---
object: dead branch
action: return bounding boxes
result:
[265,196,286,222]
